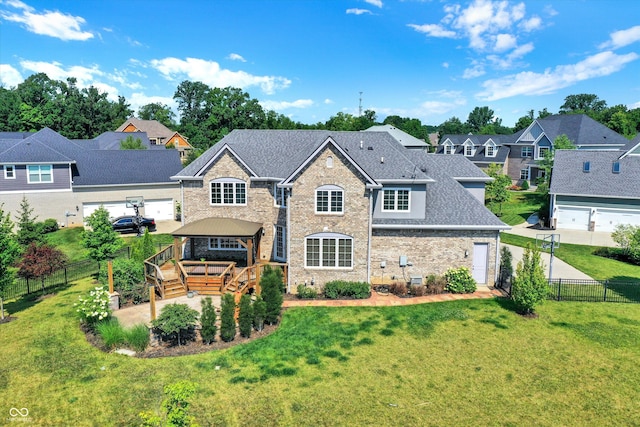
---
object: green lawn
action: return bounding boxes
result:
[491,191,545,226]
[2,278,639,426]
[501,233,640,281]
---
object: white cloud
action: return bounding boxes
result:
[494,33,517,52]
[228,53,247,62]
[628,101,640,109]
[324,99,333,104]
[486,41,533,68]
[0,0,94,41]
[407,23,456,38]
[129,93,177,115]
[477,51,639,101]
[149,57,291,95]
[463,64,485,79]
[0,63,23,88]
[364,0,383,8]
[260,99,314,111]
[346,8,372,15]
[442,62,449,68]
[599,25,640,50]
[520,15,541,32]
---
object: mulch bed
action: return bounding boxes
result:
[0,316,17,324]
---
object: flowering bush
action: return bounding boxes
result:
[75,286,111,326]
[444,267,477,294]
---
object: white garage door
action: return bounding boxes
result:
[595,209,640,232]
[83,202,132,221]
[556,206,590,231]
[143,199,174,221]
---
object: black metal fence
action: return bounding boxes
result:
[2,246,135,301]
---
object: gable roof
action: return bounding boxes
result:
[116,118,175,139]
[363,125,429,149]
[549,149,640,199]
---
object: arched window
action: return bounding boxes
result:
[315,185,344,214]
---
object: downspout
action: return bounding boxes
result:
[495,232,501,285]
[367,188,373,283]
[286,188,291,293]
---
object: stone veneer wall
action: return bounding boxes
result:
[182,151,285,262]
[370,229,499,285]
[288,145,371,289]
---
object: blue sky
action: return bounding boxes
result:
[1,0,639,127]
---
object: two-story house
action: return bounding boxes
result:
[0,128,182,226]
[437,114,629,185]
[116,118,193,161]
[171,129,509,293]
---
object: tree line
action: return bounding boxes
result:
[2,73,638,160]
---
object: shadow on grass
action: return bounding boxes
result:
[607,276,640,303]
[4,281,74,315]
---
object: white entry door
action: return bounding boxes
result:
[472,243,489,284]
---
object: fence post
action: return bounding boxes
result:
[64,267,68,286]
[603,280,608,302]
[26,277,30,295]
[556,278,562,301]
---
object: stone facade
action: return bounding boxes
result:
[370,229,499,285]
[182,151,285,262]
[287,146,371,288]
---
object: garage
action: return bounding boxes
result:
[83,202,132,221]
[595,209,640,232]
[143,199,174,221]
[556,206,591,231]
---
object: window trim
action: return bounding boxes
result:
[442,142,454,155]
[485,144,495,157]
[381,188,410,212]
[210,178,247,206]
[537,146,550,160]
[274,225,286,261]
[304,233,353,269]
[208,237,245,251]
[27,164,53,184]
[521,146,533,158]
[315,185,344,214]
[520,169,529,180]
[463,143,474,157]
[4,165,15,179]
[273,183,287,208]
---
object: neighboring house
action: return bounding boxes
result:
[171,129,508,292]
[116,118,193,160]
[0,128,183,226]
[437,114,629,184]
[364,125,430,150]
[549,136,640,232]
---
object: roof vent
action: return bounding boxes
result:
[380,157,384,163]
[367,146,373,150]
[360,140,363,149]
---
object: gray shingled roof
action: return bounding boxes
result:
[549,149,640,199]
[513,114,628,146]
[174,129,507,230]
[363,125,429,148]
[115,118,175,139]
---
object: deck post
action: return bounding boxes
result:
[149,285,156,321]
[107,259,114,294]
[247,238,254,266]
[173,237,181,272]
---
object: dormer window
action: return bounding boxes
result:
[465,145,473,156]
[612,161,620,173]
[583,161,591,173]
[442,142,454,155]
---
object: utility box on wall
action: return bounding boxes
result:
[399,255,408,267]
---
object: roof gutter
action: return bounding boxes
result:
[551,192,640,200]
[372,224,511,231]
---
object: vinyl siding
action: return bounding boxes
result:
[0,163,71,192]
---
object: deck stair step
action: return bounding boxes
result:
[163,279,187,298]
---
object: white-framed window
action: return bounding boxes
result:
[208,238,244,250]
[274,225,286,261]
[538,146,550,159]
[485,145,495,157]
[27,165,52,183]
[443,143,454,155]
[382,189,410,211]
[210,179,246,205]
[4,165,15,179]
[464,144,474,157]
[315,185,343,214]
[520,169,529,180]
[521,146,533,158]
[305,233,353,268]
[273,183,287,208]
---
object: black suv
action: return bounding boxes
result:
[111,216,157,233]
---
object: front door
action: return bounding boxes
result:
[472,243,489,284]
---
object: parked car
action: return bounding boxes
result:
[111,216,156,233]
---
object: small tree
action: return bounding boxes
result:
[98,258,145,304]
[252,295,266,332]
[120,135,147,150]
[260,266,283,325]
[499,246,513,286]
[15,196,45,247]
[152,303,199,346]
[219,293,236,342]
[131,228,155,262]
[485,163,511,215]
[511,245,548,315]
[82,206,124,262]
[200,297,217,344]
[611,224,640,256]
[238,294,253,338]
[139,381,199,427]
[0,205,21,319]
[16,243,68,293]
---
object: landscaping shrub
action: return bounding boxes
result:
[512,245,548,315]
[323,281,370,299]
[499,246,514,285]
[238,294,253,338]
[520,180,530,190]
[95,318,126,349]
[75,286,111,327]
[98,258,147,305]
[125,324,150,352]
[200,297,217,344]
[409,284,426,297]
[220,293,236,342]
[40,218,59,234]
[151,303,198,346]
[252,295,266,332]
[388,281,408,297]
[139,381,198,427]
[261,266,284,325]
[444,267,477,293]
[296,284,318,299]
[425,274,446,294]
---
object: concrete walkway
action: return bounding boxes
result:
[113,294,220,328]
[502,244,592,280]
[506,218,616,247]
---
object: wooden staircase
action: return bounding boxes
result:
[163,278,187,298]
